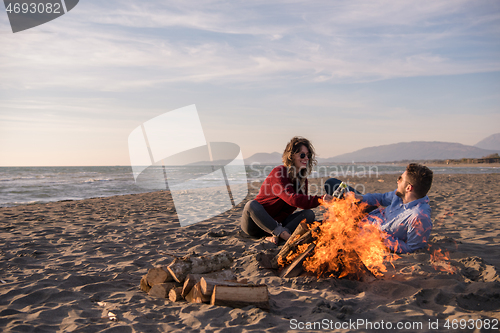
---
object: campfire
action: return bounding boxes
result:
[273,193,399,280]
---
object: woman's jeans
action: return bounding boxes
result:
[240,200,315,238]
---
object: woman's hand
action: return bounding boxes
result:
[322,194,333,202]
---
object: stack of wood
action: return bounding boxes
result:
[270,222,316,278]
[140,251,269,311]
[270,222,374,281]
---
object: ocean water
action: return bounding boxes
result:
[1,164,499,207]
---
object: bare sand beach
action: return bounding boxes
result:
[1,173,499,332]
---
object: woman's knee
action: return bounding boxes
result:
[243,200,252,212]
[245,199,262,211]
[241,200,270,238]
[243,200,258,215]
[301,209,315,223]
[241,200,263,226]
[241,200,254,228]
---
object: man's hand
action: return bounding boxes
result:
[354,193,363,201]
[322,194,333,202]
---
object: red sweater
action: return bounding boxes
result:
[255,165,321,223]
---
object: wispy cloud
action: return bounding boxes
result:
[1,0,499,92]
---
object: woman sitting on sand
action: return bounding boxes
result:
[240,136,332,245]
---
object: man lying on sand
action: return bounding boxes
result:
[326,163,434,254]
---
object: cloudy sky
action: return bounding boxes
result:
[1,0,499,166]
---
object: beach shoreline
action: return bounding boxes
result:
[1,173,499,332]
[2,164,500,209]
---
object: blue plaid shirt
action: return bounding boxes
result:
[362,190,432,254]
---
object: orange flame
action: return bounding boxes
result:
[429,248,457,274]
[282,193,398,279]
[285,243,310,263]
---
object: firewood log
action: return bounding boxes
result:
[181,274,198,298]
[337,250,376,281]
[167,258,192,284]
[148,282,178,299]
[271,222,309,269]
[169,287,183,302]
[279,243,315,278]
[199,278,247,296]
[210,285,269,311]
[140,274,151,293]
[181,270,235,297]
[167,251,233,283]
[146,267,173,286]
[272,224,317,269]
[185,282,210,303]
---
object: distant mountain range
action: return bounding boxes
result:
[244,152,283,165]
[244,133,500,164]
[320,141,498,163]
[474,133,500,151]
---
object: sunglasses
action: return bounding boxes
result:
[298,152,309,159]
[398,175,412,186]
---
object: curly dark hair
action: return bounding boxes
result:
[406,163,433,198]
[282,136,317,179]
